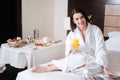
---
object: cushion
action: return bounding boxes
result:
[105,31,120,51]
[108,31,120,38]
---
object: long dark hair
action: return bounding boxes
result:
[70,8,91,32]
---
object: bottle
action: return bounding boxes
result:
[34,29,39,40]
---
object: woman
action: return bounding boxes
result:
[32,8,119,79]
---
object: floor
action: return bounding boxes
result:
[0,64,26,80]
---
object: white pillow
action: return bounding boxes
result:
[106,31,120,51]
[105,38,120,52]
[108,31,120,38]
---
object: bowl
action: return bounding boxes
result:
[7,39,27,47]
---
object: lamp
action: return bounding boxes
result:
[64,17,71,30]
[64,17,71,35]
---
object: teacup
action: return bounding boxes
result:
[42,37,50,43]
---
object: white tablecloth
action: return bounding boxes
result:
[0,42,65,72]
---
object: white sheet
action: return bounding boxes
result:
[106,32,120,80]
[107,50,120,75]
[16,69,85,80]
[16,63,85,80]
[105,37,120,75]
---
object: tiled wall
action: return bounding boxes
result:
[104,4,120,36]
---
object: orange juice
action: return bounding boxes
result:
[73,39,79,50]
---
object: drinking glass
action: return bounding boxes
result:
[73,39,79,50]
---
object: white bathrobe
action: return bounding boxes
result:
[51,23,108,77]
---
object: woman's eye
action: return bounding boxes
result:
[75,18,79,20]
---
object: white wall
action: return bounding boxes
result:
[22,0,68,41]
[54,0,68,41]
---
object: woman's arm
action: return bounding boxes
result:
[94,27,120,78]
[65,32,75,56]
[94,27,108,68]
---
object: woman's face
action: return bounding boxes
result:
[73,13,87,29]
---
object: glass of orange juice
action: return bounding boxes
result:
[73,39,79,50]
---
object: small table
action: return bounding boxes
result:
[0,42,65,71]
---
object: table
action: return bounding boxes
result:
[0,42,65,72]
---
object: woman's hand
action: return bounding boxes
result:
[69,42,81,55]
[103,68,120,78]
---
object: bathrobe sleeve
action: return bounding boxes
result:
[65,31,73,57]
[94,27,108,68]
